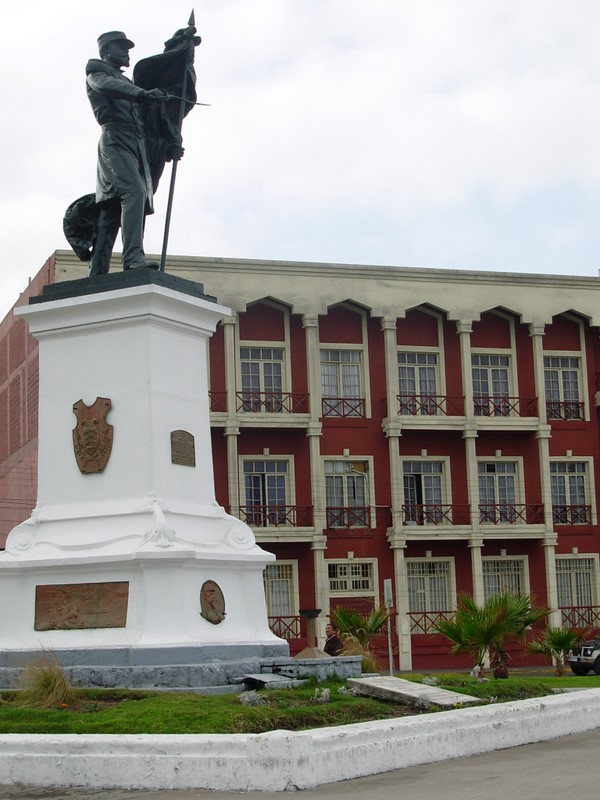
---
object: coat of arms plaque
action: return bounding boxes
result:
[72,397,113,474]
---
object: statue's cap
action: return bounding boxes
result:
[97,31,135,52]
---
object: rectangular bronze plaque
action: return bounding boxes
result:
[171,429,196,467]
[34,582,129,631]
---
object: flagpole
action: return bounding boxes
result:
[160,10,196,272]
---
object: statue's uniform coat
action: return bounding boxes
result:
[85,59,154,213]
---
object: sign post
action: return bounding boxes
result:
[383,578,395,676]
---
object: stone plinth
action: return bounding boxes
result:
[1,271,288,679]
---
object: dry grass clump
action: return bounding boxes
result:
[18,651,74,708]
[340,638,381,674]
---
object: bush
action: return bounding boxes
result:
[18,651,73,708]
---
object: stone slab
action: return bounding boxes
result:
[347,675,480,708]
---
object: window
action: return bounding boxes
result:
[556,557,598,627]
[544,356,583,420]
[328,561,374,594]
[402,461,444,524]
[320,349,364,417]
[478,461,517,523]
[482,559,525,598]
[472,354,510,416]
[325,460,369,527]
[264,562,299,638]
[407,561,450,613]
[550,462,590,524]
[397,352,439,414]
[240,347,284,412]
[243,459,288,527]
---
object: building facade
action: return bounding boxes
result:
[3,250,600,669]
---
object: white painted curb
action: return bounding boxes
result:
[0,690,599,791]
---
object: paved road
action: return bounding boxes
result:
[0,729,597,799]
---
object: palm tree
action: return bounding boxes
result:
[527,626,589,676]
[331,606,389,670]
[433,593,548,679]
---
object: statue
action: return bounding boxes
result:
[64,16,202,275]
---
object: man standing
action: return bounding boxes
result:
[86,31,168,275]
[324,623,343,656]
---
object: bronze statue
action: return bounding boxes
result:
[64,18,201,275]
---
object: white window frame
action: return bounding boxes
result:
[549,457,596,525]
[397,347,443,414]
[555,554,600,612]
[481,555,530,599]
[239,456,296,526]
[322,455,376,529]
[543,352,586,422]
[401,456,452,525]
[405,557,456,613]
[319,305,371,417]
[477,457,525,523]
[326,558,379,601]
[263,560,299,617]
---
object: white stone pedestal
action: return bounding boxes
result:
[0,272,287,687]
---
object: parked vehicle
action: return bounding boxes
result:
[568,638,600,675]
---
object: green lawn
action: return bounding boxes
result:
[0,673,595,735]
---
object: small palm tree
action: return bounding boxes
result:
[331,606,389,671]
[527,626,588,676]
[433,593,548,679]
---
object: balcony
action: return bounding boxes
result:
[408,610,453,634]
[560,606,600,629]
[546,400,584,421]
[268,615,305,639]
[397,394,465,416]
[326,506,370,528]
[236,391,309,414]
[402,504,471,526]
[239,505,313,528]
[473,396,538,417]
[479,504,544,525]
[552,505,592,525]
[322,397,365,418]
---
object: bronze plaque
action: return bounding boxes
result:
[171,430,196,467]
[72,397,113,474]
[200,580,226,624]
[34,581,129,631]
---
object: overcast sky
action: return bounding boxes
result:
[2,1,600,317]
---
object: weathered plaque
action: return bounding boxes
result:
[72,397,113,473]
[34,581,129,631]
[200,580,226,624]
[171,430,196,467]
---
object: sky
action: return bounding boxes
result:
[2,0,600,316]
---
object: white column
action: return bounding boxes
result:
[393,543,412,670]
[388,432,403,533]
[529,323,547,424]
[313,541,329,641]
[469,539,485,605]
[381,317,399,418]
[303,315,325,533]
[456,319,474,420]
[303,315,322,421]
[463,427,480,533]
[544,536,561,626]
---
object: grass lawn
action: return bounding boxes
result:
[0,673,596,735]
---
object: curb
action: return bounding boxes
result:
[1,690,600,791]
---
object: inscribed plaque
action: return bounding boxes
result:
[34,581,129,631]
[171,430,196,467]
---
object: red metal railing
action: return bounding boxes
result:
[236,391,309,413]
[473,396,538,417]
[239,505,313,528]
[560,606,600,629]
[546,400,584,420]
[408,610,453,634]
[402,504,471,526]
[552,505,592,525]
[208,391,227,412]
[322,397,366,418]
[479,504,544,524]
[397,395,465,416]
[326,506,370,528]
[268,615,304,639]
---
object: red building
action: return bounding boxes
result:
[3,250,600,669]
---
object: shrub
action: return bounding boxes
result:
[18,651,73,708]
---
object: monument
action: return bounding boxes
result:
[0,16,292,690]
